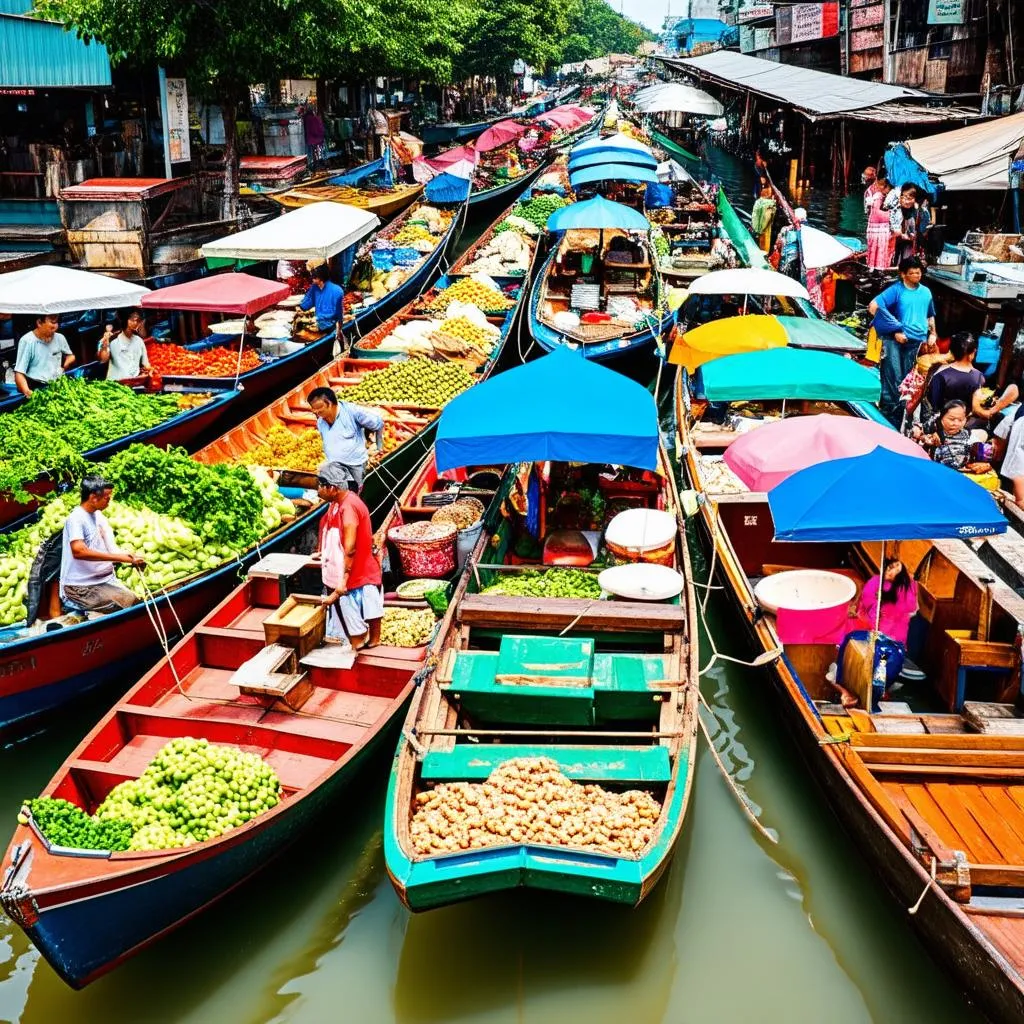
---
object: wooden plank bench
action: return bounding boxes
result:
[457,593,687,634]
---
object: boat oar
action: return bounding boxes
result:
[696,688,778,845]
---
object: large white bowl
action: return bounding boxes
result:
[753,569,856,615]
[598,563,685,602]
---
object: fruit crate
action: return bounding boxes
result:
[263,594,326,657]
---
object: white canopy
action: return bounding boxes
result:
[656,159,692,183]
[201,202,380,262]
[901,112,1024,192]
[634,83,724,117]
[0,265,151,315]
[799,226,856,269]
[687,267,810,300]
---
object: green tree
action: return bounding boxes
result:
[559,0,652,63]
[454,0,583,83]
[35,0,472,214]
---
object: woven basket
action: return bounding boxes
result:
[388,523,457,577]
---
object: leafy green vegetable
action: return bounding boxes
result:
[0,378,180,501]
[104,444,266,547]
[481,568,601,599]
[24,797,133,852]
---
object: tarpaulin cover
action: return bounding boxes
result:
[569,148,657,172]
[769,446,1005,542]
[201,202,379,262]
[571,132,651,158]
[539,106,591,130]
[670,51,923,118]
[0,265,150,315]
[476,120,528,153]
[141,273,290,315]
[724,413,926,493]
[686,267,810,299]
[424,172,473,203]
[633,83,723,117]
[546,195,651,232]
[329,148,394,188]
[435,345,659,471]
[888,111,1024,195]
[570,163,659,186]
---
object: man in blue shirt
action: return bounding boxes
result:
[308,385,384,490]
[14,314,75,396]
[299,263,345,333]
[868,255,937,427]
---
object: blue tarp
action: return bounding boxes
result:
[884,143,940,201]
[572,134,652,158]
[435,345,660,471]
[645,183,674,208]
[329,148,394,189]
[570,164,659,187]
[768,446,1005,542]
[547,195,651,232]
[424,172,472,204]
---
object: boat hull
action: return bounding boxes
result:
[8,707,406,988]
[469,162,548,210]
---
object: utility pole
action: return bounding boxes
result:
[882,0,892,83]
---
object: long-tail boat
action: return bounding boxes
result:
[674,364,1024,1022]
[385,446,699,909]
[0,446,502,987]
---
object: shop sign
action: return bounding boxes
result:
[0,88,36,96]
[738,4,774,24]
[850,2,883,29]
[164,77,190,163]
[927,0,964,24]
[776,2,839,45]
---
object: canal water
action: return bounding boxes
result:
[0,162,983,1023]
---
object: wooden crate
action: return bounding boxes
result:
[263,594,326,657]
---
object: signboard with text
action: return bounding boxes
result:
[164,77,190,164]
[928,0,965,24]
[776,2,839,45]
[738,4,775,23]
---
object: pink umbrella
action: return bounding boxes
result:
[723,414,928,493]
[476,120,527,153]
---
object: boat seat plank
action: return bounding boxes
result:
[457,594,687,634]
[958,785,1024,864]
[419,744,672,783]
[925,783,1003,864]
[823,715,851,738]
[224,607,276,633]
[900,783,972,855]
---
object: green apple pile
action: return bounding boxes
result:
[23,738,282,853]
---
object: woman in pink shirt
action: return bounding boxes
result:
[854,559,918,645]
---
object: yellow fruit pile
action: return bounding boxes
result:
[380,607,437,647]
[393,223,436,247]
[436,317,495,349]
[409,757,662,856]
[240,424,324,471]
[425,279,514,313]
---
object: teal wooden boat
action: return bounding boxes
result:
[650,128,699,166]
[384,446,699,910]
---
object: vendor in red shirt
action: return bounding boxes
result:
[316,461,383,649]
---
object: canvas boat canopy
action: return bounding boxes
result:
[569,163,659,187]
[201,202,379,262]
[140,273,290,316]
[0,265,150,315]
[885,112,1024,197]
[546,195,651,232]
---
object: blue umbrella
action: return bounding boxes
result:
[571,133,652,159]
[546,195,651,232]
[569,149,658,172]
[570,163,660,187]
[768,446,1005,543]
[424,172,472,204]
[435,345,659,471]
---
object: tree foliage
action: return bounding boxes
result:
[559,0,653,64]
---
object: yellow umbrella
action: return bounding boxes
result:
[668,315,789,372]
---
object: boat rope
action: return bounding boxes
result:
[696,689,778,845]
[557,600,598,637]
[232,329,246,391]
[133,568,190,700]
[908,856,937,915]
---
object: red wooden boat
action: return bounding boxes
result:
[0,446,497,987]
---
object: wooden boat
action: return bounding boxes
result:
[0,289,518,739]
[528,229,676,363]
[469,156,550,210]
[650,128,699,166]
[0,383,240,529]
[385,448,699,910]
[674,372,1024,1022]
[0,444,504,987]
[274,181,424,218]
[422,119,494,147]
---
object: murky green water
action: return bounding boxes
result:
[0,162,986,1024]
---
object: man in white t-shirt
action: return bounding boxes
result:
[98,308,151,380]
[60,476,146,613]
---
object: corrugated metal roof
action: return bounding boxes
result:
[0,10,111,88]
[662,51,924,118]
